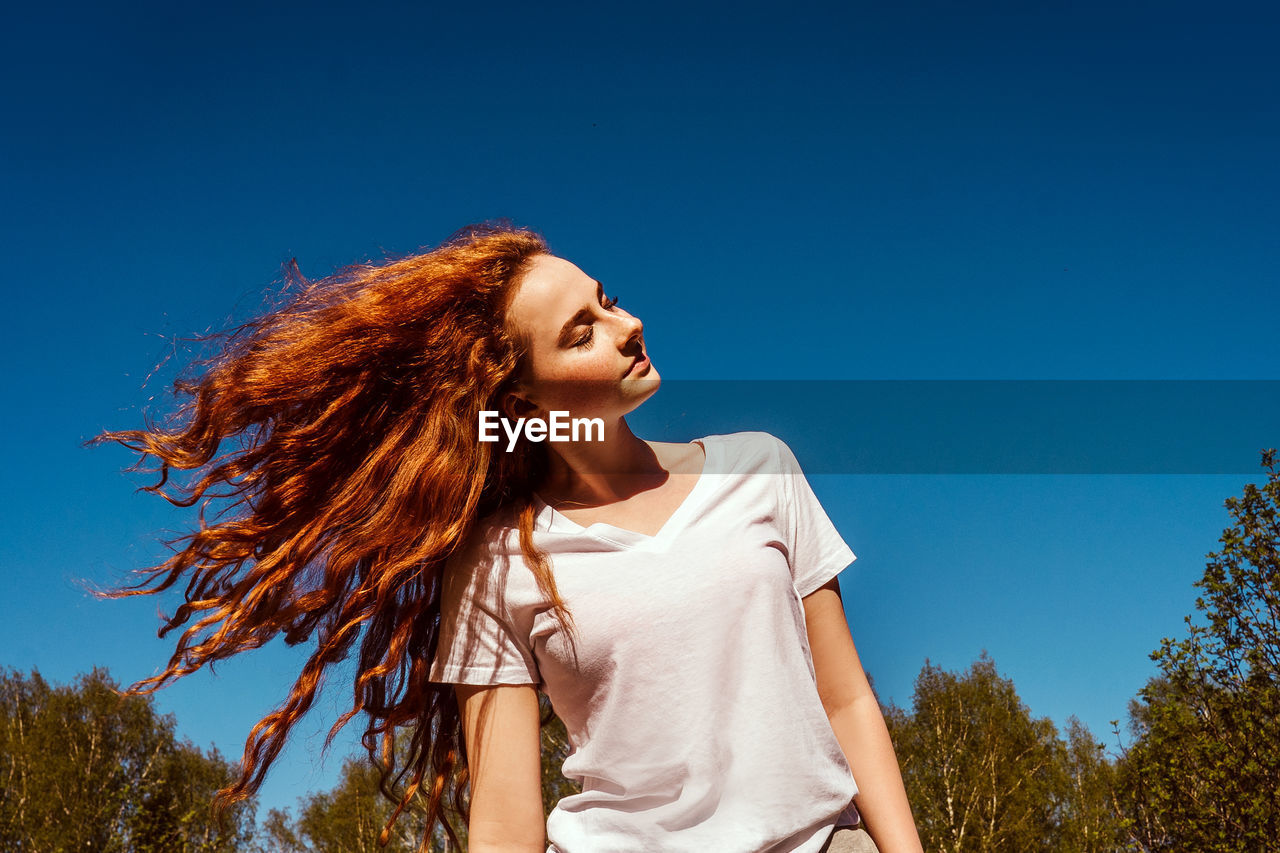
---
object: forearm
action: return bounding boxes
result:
[466,795,546,853]
[467,816,546,853]
[827,696,923,853]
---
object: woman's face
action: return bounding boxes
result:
[503,254,659,422]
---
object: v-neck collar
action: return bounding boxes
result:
[533,436,717,551]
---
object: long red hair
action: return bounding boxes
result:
[86,220,578,850]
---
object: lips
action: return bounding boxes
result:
[627,353,650,376]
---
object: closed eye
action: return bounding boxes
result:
[573,292,620,347]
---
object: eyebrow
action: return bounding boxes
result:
[554,279,604,346]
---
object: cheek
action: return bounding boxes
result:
[540,354,618,409]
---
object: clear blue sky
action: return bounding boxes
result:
[2,0,1277,820]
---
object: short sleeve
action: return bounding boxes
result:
[773,434,857,598]
[428,542,541,686]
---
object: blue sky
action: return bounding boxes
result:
[2,0,1277,821]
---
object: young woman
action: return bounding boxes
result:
[91,221,922,853]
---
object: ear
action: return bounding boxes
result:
[501,388,541,422]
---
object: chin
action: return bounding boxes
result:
[612,374,658,412]
[627,373,662,401]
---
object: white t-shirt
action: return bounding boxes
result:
[429,430,861,853]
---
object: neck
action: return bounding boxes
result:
[536,417,667,508]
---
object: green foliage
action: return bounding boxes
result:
[298,753,428,853]
[0,666,254,852]
[1058,716,1126,853]
[885,653,1122,853]
[1116,449,1280,851]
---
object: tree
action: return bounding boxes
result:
[884,653,1070,853]
[0,666,255,852]
[262,690,581,852]
[1115,448,1280,851]
[1057,716,1124,853]
[298,753,428,853]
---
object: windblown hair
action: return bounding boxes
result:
[85,220,577,851]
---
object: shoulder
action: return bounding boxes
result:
[439,512,536,610]
[443,509,518,579]
[643,437,710,476]
[699,430,795,475]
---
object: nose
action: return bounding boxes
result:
[618,313,644,353]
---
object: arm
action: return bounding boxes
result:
[456,683,547,853]
[803,578,924,853]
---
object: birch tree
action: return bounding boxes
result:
[884,653,1068,852]
[0,666,253,852]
